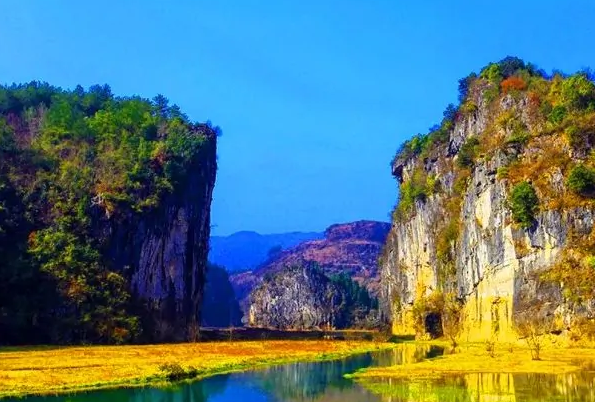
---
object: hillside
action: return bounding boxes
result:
[209,231,323,272]
[380,56,595,341]
[231,220,390,321]
[0,82,217,344]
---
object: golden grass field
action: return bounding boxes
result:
[0,340,393,398]
[347,341,595,381]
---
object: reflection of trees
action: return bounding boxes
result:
[23,374,231,402]
[252,354,375,401]
[129,374,230,402]
[371,377,471,402]
[373,371,595,402]
[370,344,443,367]
[512,372,595,402]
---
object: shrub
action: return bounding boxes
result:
[483,86,500,104]
[506,129,530,145]
[480,63,502,84]
[457,137,480,168]
[501,76,527,93]
[436,219,459,285]
[548,105,567,125]
[567,164,595,195]
[397,168,431,215]
[459,100,478,115]
[158,363,200,381]
[392,133,430,166]
[497,167,509,179]
[509,182,539,228]
[560,73,595,111]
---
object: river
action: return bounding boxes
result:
[7,344,595,401]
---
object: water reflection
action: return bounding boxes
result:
[369,371,595,402]
[21,344,588,402]
[8,347,412,402]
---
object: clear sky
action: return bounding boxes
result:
[1,1,594,235]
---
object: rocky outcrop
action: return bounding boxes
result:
[102,128,217,339]
[231,220,390,312]
[380,60,595,341]
[248,265,343,329]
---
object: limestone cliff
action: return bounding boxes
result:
[0,82,218,344]
[248,265,342,330]
[380,57,595,341]
[232,221,389,328]
[102,131,217,339]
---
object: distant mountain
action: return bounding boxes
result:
[230,220,391,322]
[209,231,324,272]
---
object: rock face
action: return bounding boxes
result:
[103,131,218,339]
[248,265,342,329]
[231,220,390,317]
[380,62,595,341]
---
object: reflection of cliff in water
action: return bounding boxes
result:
[250,353,378,401]
[373,370,595,402]
[248,344,443,402]
[370,344,444,367]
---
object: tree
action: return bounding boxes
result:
[152,94,170,119]
[509,182,539,228]
[501,76,527,93]
[567,164,595,195]
[442,103,458,123]
[442,293,464,350]
[0,81,217,344]
[458,73,477,103]
[515,308,554,360]
[560,74,595,111]
[497,56,526,78]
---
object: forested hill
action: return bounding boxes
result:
[0,82,218,344]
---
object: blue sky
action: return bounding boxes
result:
[1,1,594,235]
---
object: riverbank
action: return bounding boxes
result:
[0,340,394,398]
[346,341,595,382]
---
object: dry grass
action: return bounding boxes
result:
[347,343,595,382]
[0,340,393,398]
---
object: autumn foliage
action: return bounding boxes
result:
[501,76,527,93]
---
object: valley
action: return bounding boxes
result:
[2,50,595,401]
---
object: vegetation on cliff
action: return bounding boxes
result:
[384,56,595,340]
[0,82,218,345]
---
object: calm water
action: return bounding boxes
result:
[7,345,595,402]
